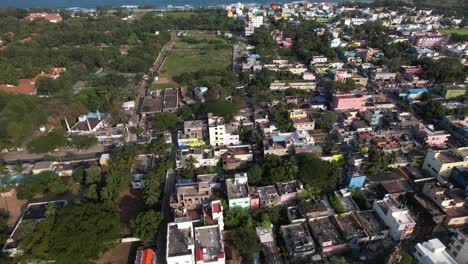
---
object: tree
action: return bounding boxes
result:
[225,208,254,229]
[49,203,121,263]
[70,135,98,149]
[16,171,67,200]
[329,193,345,214]
[85,167,102,185]
[45,203,57,218]
[231,226,261,262]
[73,167,85,184]
[154,112,178,131]
[248,164,263,186]
[27,128,68,153]
[400,251,417,264]
[84,184,99,201]
[130,211,164,243]
[68,182,81,195]
[296,153,343,194]
[179,105,193,120]
[317,111,337,130]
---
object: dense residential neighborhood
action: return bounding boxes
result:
[0,0,467,263]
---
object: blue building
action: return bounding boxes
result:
[451,166,468,191]
[345,173,366,189]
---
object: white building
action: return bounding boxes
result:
[208,113,239,147]
[194,225,225,264]
[251,15,264,27]
[166,219,195,264]
[447,227,468,264]
[373,194,416,241]
[414,239,457,264]
[422,147,468,181]
[226,173,251,209]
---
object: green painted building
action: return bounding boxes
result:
[442,85,466,99]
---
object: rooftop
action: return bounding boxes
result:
[168,222,194,257]
[309,216,344,246]
[194,225,224,262]
[355,211,387,237]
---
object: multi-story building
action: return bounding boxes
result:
[184,120,207,140]
[447,227,468,264]
[414,238,457,264]
[170,181,211,210]
[194,225,225,264]
[410,32,447,48]
[280,222,316,257]
[373,194,416,240]
[208,113,239,147]
[226,173,251,209]
[422,147,468,181]
[166,219,195,264]
[333,94,366,111]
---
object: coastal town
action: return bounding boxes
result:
[0,1,467,263]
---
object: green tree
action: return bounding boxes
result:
[232,226,261,262]
[154,112,178,131]
[85,167,102,185]
[73,167,85,184]
[84,184,99,201]
[248,164,263,186]
[225,208,254,229]
[27,128,68,153]
[296,153,343,193]
[317,111,337,130]
[130,211,164,243]
[329,193,345,214]
[70,135,98,149]
[179,105,193,120]
[49,203,121,263]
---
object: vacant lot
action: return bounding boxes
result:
[157,33,232,87]
[440,28,468,35]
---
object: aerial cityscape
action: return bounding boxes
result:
[0,0,467,264]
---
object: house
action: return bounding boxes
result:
[26,13,62,23]
[257,185,280,207]
[0,67,66,95]
[51,162,74,177]
[406,88,429,100]
[217,145,253,171]
[170,181,211,210]
[373,194,416,240]
[442,85,466,99]
[264,131,317,156]
[447,227,468,264]
[67,111,107,135]
[276,180,304,204]
[135,249,156,264]
[166,219,195,264]
[422,147,468,181]
[451,166,468,191]
[333,212,370,244]
[410,32,447,48]
[280,222,316,257]
[333,94,366,111]
[194,225,225,264]
[269,80,316,91]
[194,86,208,102]
[208,113,240,147]
[354,210,389,241]
[308,216,347,253]
[32,161,53,175]
[414,239,456,264]
[416,124,450,146]
[226,173,250,209]
[141,88,179,114]
[184,120,207,140]
[345,171,366,189]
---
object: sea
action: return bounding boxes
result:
[0,0,355,9]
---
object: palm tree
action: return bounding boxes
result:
[45,203,57,218]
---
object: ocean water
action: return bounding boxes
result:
[0,0,351,9]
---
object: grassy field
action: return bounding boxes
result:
[440,28,468,35]
[158,33,232,87]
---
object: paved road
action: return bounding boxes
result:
[156,129,178,264]
[0,145,106,164]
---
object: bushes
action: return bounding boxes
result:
[351,188,371,210]
[329,193,345,214]
[27,129,68,153]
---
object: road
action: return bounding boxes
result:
[134,38,176,120]
[0,145,106,164]
[156,129,178,264]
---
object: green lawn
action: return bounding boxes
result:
[440,28,468,35]
[159,33,232,85]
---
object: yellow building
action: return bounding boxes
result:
[31,161,52,175]
[289,109,308,119]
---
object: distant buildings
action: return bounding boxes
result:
[26,13,62,23]
[0,67,65,95]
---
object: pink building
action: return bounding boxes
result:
[333,94,366,111]
[410,32,447,49]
